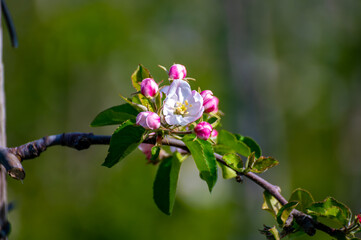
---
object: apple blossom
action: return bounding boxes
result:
[194,122,213,140]
[169,64,187,80]
[141,78,158,98]
[136,111,161,130]
[200,90,219,113]
[163,80,204,126]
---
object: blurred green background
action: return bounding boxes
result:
[3,0,361,239]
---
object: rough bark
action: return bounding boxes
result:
[0,5,8,238]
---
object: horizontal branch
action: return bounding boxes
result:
[0,132,344,238]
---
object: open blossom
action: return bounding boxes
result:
[194,122,213,140]
[169,64,187,80]
[136,111,161,130]
[200,90,219,113]
[163,80,204,126]
[141,78,158,98]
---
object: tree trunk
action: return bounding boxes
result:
[0,4,8,239]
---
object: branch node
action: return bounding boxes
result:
[294,212,316,236]
[0,149,25,180]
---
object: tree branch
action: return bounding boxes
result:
[0,132,346,239]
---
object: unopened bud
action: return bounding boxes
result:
[138,143,154,160]
[200,90,213,102]
[136,111,161,130]
[211,129,218,139]
[200,90,219,113]
[141,78,158,98]
[194,122,213,140]
[169,64,187,80]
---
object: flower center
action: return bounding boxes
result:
[174,100,192,116]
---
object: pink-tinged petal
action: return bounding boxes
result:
[169,64,187,79]
[138,143,154,160]
[194,122,213,140]
[200,90,213,102]
[211,129,218,138]
[204,96,219,113]
[136,111,149,126]
[141,78,158,98]
[145,112,161,129]
[136,111,160,129]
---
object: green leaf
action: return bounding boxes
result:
[102,120,145,168]
[307,197,352,226]
[213,144,235,155]
[222,153,243,172]
[130,65,155,111]
[150,146,161,162]
[217,162,237,179]
[153,153,182,215]
[183,135,217,192]
[276,201,299,227]
[207,116,218,125]
[90,104,139,127]
[262,190,282,218]
[289,188,314,212]
[131,64,152,91]
[250,156,279,173]
[235,134,262,158]
[217,130,250,157]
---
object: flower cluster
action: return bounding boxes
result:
[132,64,220,158]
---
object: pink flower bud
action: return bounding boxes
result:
[136,111,161,130]
[169,64,187,80]
[194,122,213,140]
[200,90,219,113]
[138,143,154,160]
[211,129,218,139]
[357,214,361,223]
[203,96,219,113]
[200,90,214,102]
[141,78,158,98]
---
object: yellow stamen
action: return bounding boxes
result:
[174,101,189,115]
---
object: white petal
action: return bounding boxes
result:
[165,114,183,125]
[160,86,170,96]
[167,80,191,98]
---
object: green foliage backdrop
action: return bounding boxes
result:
[3,1,361,239]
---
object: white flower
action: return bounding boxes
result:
[163,80,204,126]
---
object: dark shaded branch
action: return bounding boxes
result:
[0,132,346,238]
[1,0,18,48]
[0,148,24,180]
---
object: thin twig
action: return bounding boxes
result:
[0,132,346,238]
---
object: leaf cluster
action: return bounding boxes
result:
[261,188,361,239]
